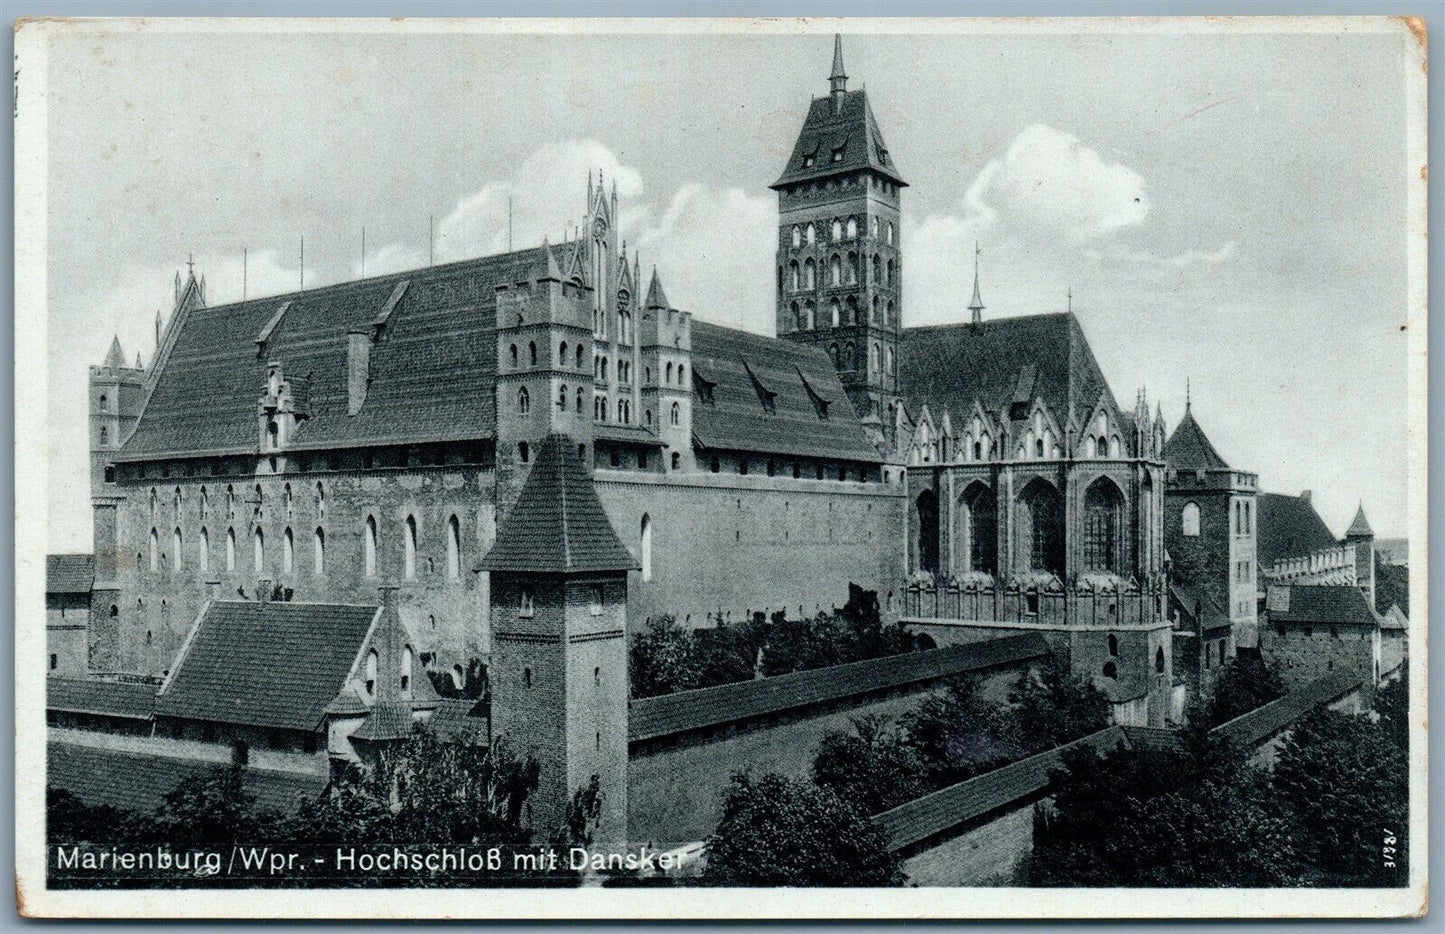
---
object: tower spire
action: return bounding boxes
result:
[1185,377,1192,413]
[968,242,984,327]
[829,33,847,108]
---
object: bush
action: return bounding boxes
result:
[703,772,902,886]
[1204,654,1285,727]
[811,715,931,814]
[629,586,919,698]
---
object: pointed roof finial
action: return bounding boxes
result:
[186,253,195,278]
[103,335,125,370]
[968,241,985,326]
[1347,502,1374,538]
[646,266,670,310]
[1185,377,1191,413]
[830,33,847,92]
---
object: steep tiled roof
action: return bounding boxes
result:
[1267,584,1380,626]
[872,726,1128,851]
[1346,504,1374,538]
[1212,672,1362,749]
[629,634,1049,743]
[46,554,94,595]
[48,741,326,816]
[427,698,490,744]
[351,701,417,742]
[47,677,156,720]
[1169,582,1231,634]
[1165,409,1230,471]
[898,314,1118,440]
[155,601,379,731]
[689,322,880,463]
[118,248,545,460]
[772,89,907,189]
[480,434,637,574]
[1256,492,1338,569]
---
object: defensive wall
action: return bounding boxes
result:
[873,671,1365,886]
[594,469,907,629]
[625,634,1049,846]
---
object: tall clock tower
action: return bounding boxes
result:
[772,35,907,436]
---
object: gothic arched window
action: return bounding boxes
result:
[576,387,584,414]
[172,528,182,570]
[1182,502,1201,537]
[226,527,236,571]
[958,482,997,576]
[404,515,417,578]
[253,527,265,572]
[1083,478,1124,573]
[517,386,530,415]
[199,527,209,572]
[149,528,159,571]
[314,527,325,574]
[509,344,518,367]
[805,223,816,245]
[558,384,568,409]
[364,516,377,576]
[99,426,108,445]
[791,225,801,248]
[670,402,680,427]
[803,258,816,290]
[1018,479,1065,576]
[789,261,799,291]
[446,515,461,579]
[282,526,294,573]
[528,341,537,366]
[829,254,842,286]
[640,513,653,582]
[831,218,843,241]
[828,299,841,328]
[846,217,858,239]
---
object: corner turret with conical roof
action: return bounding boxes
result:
[1162,390,1261,649]
[638,266,694,473]
[1344,502,1376,606]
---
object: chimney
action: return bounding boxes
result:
[205,579,221,600]
[257,578,273,604]
[348,329,371,415]
[1300,489,1312,503]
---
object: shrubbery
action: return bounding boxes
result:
[1033,676,1410,887]
[630,585,918,699]
[1203,654,1286,728]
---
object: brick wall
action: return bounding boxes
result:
[104,464,497,679]
[1260,621,1378,691]
[626,664,1021,846]
[899,803,1033,886]
[595,470,907,629]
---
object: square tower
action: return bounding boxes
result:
[772,35,907,429]
[480,434,636,844]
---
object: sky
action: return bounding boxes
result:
[39,21,1420,552]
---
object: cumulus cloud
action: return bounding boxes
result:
[904,123,1234,325]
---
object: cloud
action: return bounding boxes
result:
[904,124,1235,325]
[965,124,1151,242]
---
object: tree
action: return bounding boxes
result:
[1272,708,1408,886]
[704,772,902,886]
[1374,669,1410,751]
[1204,654,1285,727]
[143,766,282,848]
[993,657,1111,754]
[1032,742,1302,887]
[811,715,930,815]
[898,676,1015,785]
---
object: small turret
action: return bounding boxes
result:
[968,242,985,328]
[829,33,848,109]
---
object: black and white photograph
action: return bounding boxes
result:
[13,15,1428,919]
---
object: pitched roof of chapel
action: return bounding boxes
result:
[772,88,907,189]
[1256,492,1339,569]
[155,600,380,731]
[117,248,547,461]
[1165,408,1231,471]
[688,321,881,463]
[480,434,637,574]
[897,312,1118,434]
[45,553,94,595]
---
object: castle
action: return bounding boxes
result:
[57,36,1391,846]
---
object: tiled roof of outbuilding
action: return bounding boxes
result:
[772,89,907,189]
[689,321,880,463]
[118,248,545,461]
[872,726,1128,851]
[46,554,94,595]
[47,677,157,720]
[480,434,637,574]
[428,698,490,745]
[351,701,417,742]
[48,740,326,816]
[1257,492,1339,569]
[1267,584,1380,626]
[898,313,1117,439]
[1165,409,1230,471]
[155,601,379,731]
[629,633,1049,743]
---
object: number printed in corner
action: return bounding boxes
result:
[1382,830,1398,869]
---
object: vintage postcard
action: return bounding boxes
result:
[13,15,1427,919]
